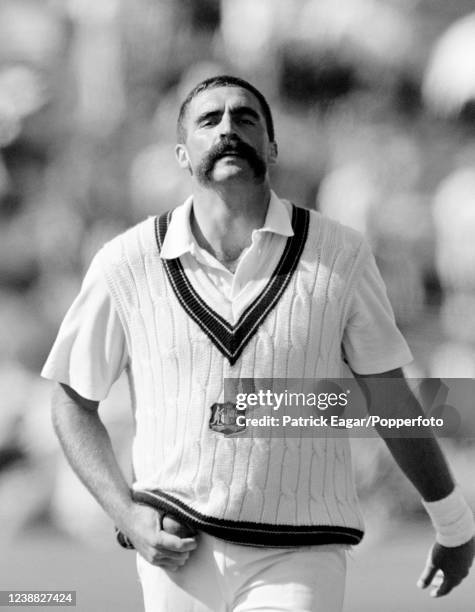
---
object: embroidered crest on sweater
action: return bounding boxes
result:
[209,401,245,435]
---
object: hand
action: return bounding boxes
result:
[125,503,198,571]
[161,513,198,538]
[417,538,475,597]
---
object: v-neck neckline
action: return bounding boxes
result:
[154,204,310,365]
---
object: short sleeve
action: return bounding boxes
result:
[342,243,413,374]
[41,252,129,401]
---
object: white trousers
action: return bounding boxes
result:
[137,533,347,612]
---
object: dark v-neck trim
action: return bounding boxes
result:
[154,204,310,365]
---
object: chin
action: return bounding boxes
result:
[211,168,248,182]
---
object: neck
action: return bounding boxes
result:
[190,181,271,263]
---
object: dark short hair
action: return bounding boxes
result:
[176,75,275,143]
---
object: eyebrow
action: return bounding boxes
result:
[195,106,261,125]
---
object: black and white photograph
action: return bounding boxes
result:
[1,1,474,611]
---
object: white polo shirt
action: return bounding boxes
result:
[41,191,413,401]
[159,191,294,322]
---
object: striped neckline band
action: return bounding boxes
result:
[154,203,310,365]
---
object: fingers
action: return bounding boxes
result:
[142,531,198,570]
[432,576,452,598]
[128,503,199,570]
[430,571,458,598]
[430,570,468,598]
[158,530,198,553]
[417,566,451,598]
[418,541,474,597]
[147,549,191,570]
[417,559,438,589]
[418,563,468,598]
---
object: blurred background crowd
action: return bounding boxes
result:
[1,0,475,552]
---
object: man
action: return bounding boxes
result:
[42,75,474,611]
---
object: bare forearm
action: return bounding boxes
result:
[356,370,454,501]
[51,384,197,568]
[383,433,454,502]
[51,383,134,531]
[353,366,474,596]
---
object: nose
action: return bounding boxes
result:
[218,111,236,138]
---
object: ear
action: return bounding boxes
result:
[175,144,191,170]
[268,141,278,165]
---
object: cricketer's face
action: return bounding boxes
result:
[175,86,277,186]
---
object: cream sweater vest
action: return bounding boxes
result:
[100,204,369,547]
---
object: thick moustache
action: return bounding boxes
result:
[197,136,266,183]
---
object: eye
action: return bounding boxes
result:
[199,116,219,127]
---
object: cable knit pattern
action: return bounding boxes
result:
[100,206,368,546]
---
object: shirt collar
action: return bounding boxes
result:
[159,190,294,260]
